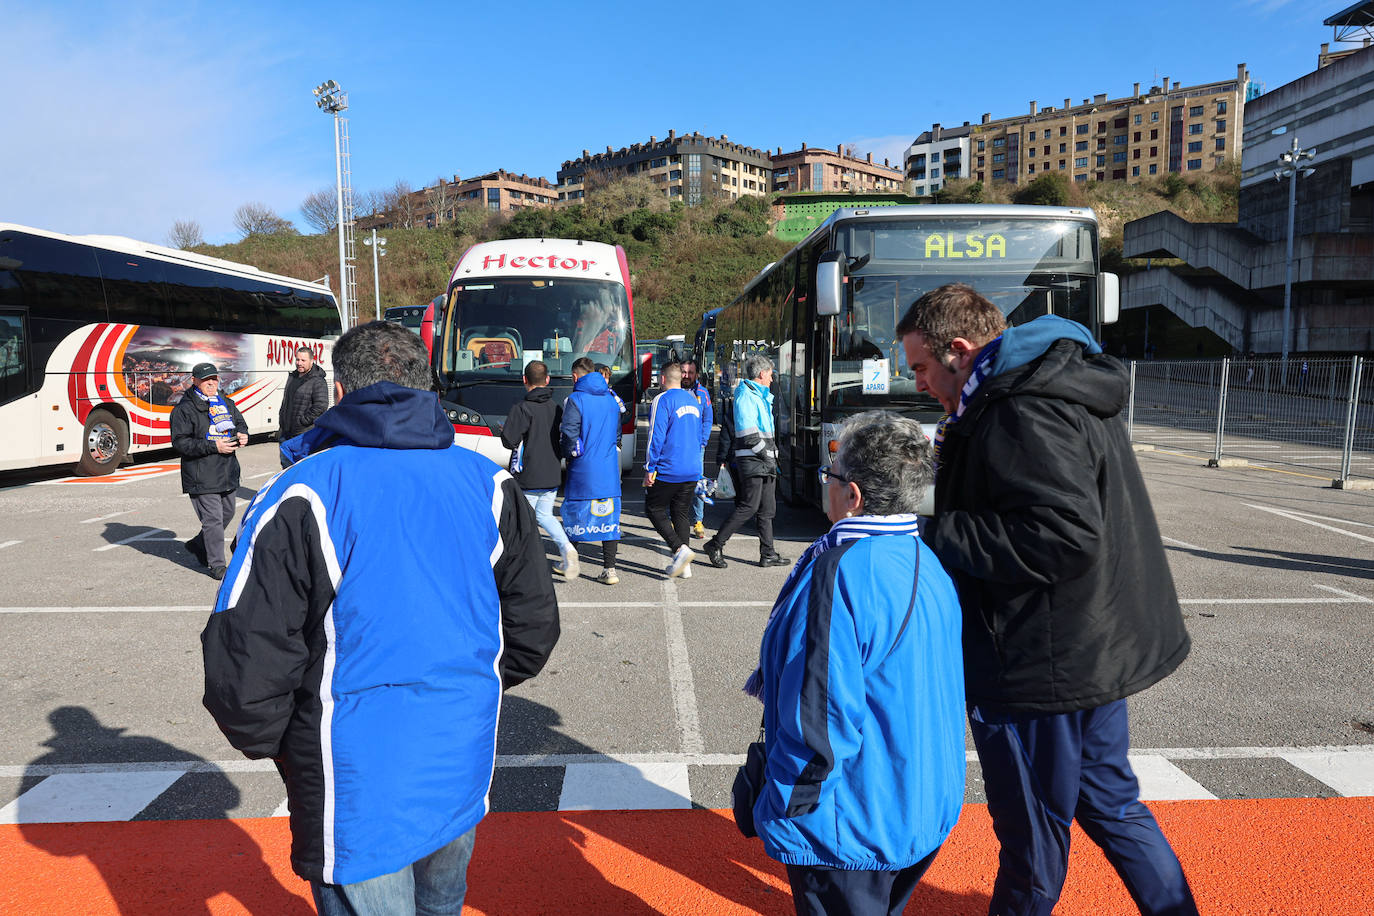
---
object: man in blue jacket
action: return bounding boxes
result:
[643,362,702,578]
[899,283,1196,916]
[703,354,789,569]
[560,357,623,585]
[681,357,714,539]
[202,321,559,916]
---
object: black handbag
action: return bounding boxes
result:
[731,718,767,838]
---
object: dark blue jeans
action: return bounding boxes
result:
[311,825,477,916]
[969,700,1198,916]
[785,847,939,916]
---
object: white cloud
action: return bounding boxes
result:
[1,8,317,246]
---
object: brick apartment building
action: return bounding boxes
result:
[905,64,1254,195]
[556,131,774,205]
[359,170,558,230]
[769,144,904,194]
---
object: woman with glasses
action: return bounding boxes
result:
[744,410,965,916]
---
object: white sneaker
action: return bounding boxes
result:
[680,563,692,579]
[556,545,580,580]
[667,544,693,578]
[597,568,619,586]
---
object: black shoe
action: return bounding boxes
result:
[703,539,728,568]
[209,565,227,581]
[185,536,207,567]
[759,552,791,568]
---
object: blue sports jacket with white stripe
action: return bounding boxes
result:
[202,381,559,885]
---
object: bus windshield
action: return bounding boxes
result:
[385,305,426,334]
[439,277,633,382]
[827,217,1099,410]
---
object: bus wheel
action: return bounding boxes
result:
[76,409,129,476]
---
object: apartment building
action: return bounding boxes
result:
[556,131,773,205]
[359,170,557,230]
[905,65,1253,194]
[769,145,904,194]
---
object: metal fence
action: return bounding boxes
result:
[1127,356,1372,486]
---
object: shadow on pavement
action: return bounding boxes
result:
[16,706,310,915]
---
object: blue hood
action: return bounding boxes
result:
[281,382,452,464]
[992,315,1102,376]
[573,370,610,397]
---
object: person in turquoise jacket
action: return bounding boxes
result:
[749,410,964,916]
[704,354,789,568]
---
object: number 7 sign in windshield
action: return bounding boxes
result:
[862,358,890,395]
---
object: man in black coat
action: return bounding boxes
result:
[171,363,248,580]
[278,346,329,467]
[500,360,577,579]
[898,284,1197,916]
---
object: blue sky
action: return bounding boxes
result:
[2,0,1341,246]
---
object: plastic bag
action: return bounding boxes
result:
[715,466,736,500]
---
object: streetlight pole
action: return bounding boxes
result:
[1274,134,1315,376]
[364,229,387,317]
[313,80,353,328]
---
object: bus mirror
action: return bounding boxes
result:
[1100,272,1120,325]
[816,251,846,316]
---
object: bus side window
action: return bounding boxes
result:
[4,233,106,325]
[97,251,172,329]
[0,310,29,404]
[160,263,225,331]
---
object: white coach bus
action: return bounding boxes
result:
[0,223,342,475]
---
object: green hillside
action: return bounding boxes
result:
[194,168,1238,340]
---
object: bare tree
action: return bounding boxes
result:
[388,180,419,229]
[354,188,384,219]
[301,188,338,233]
[167,220,203,249]
[425,176,456,226]
[233,202,297,238]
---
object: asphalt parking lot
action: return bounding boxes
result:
[0,428,1371,826]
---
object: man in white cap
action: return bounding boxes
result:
[171,362,248,580]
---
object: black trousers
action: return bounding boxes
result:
[714,473,775,555]
[645,480,695,553]
[785,847,940,916]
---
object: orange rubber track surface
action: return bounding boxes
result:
[2,799,1370,914]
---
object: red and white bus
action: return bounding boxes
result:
[434,238,647,471]
[0,223,342,476]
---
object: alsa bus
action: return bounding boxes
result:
[0,223,342,475]
[713,204,1119,509]
[434,238,646,471]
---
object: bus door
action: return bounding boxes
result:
[778,252,812,506]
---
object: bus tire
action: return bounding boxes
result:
[76,409,129,477]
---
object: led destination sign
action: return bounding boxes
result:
[838,218,1097,266]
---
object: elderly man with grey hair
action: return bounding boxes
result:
[203,320,559,916]
[704,353,789,568]
[746,410,964,915]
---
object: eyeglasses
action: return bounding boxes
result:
[817,466,852,486]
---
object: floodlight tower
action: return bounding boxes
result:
[313,79,357,328]
[1273,133,1316,374]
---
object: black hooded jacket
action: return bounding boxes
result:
[925,338,1190,715]
[170,391,248,495]
[500,386,564,491]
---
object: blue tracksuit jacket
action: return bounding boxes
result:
[560,371,622,500]
[202,382,559,885]
[755,515,965,869]
[645,387,704,483]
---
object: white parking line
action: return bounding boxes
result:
[557,761,692,811]
[92,529,180,552]
[0,540,21,551]
[0,770,183,824]
[661,579,704,755]
[1162,535,1204,551]
[1279,748,1374,797]
[80,510,132,524]
[1126,755,1217,800]
[1246,503,1374,545]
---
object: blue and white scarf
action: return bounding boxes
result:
[194,388,238,442]
[743,513,923,698]
[932,335,1002,472]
